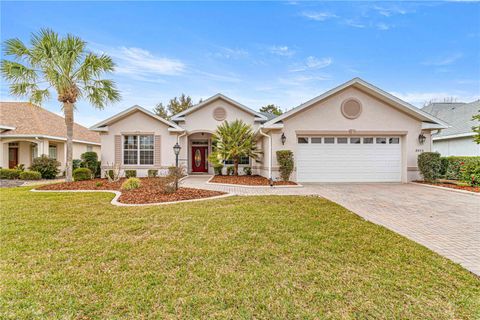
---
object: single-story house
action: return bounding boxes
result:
[0,102,101,171]
[90,78,448,182]
[422,100,479,156]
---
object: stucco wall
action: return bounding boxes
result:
[267,87,431,182]
[433,137,480,156]
[100,110,179,177]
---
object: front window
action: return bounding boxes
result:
[49,145,57,160]
[31,144,38,161]
[123,135,154,165]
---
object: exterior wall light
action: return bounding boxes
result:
[281,133,286,145]
[173,142,181,167]
[418,133,426,145]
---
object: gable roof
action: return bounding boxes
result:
[0,102,100,144]
[170,93,267,121]
[90,105,184,132]
[262,78,449,129]
[422,100,479,139]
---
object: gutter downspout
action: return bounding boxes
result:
[259,127,272,180]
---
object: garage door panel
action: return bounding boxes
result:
[296,138,401,182]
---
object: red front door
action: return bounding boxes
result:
[191,146,208,172]
[8,148,18,169]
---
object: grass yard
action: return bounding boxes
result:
[1,187,479,319]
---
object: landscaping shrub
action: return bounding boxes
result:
[13,164,25,172]
[243,166,252,175]
[121,177,141,190]
[441,156,480,180]
[417,152,441,182]
[106,170,114,180]
[460,158,480,186]
[73,168,92,181]
[226,166,234,176]
[440,157,449,177]
[73,159,82,170]
[125,170,137,178]
[80,152,100,177]
[95,181,103,187]
[165,166,185,193]
[0,168,21,179]
[30,155,60,179]
[148,169,158,178]
[19,171,42,180]
[276,150,294,181]
[213,164,223,176]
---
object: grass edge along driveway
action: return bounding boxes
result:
[1,186,479,319]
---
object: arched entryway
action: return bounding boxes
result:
[187,131,214,174]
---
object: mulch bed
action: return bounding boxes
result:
[415,181,479,193]
[37,178,226,204]
[210,175,297,186]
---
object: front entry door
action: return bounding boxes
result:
[8,148,18,169]
[191,146,208,173]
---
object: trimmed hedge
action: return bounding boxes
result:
[19,171,42,180]
[125,170,137,178]
[0,168,21,180]
[418,152,441,182]
[73,168,92,181]
[440,156,480,181]
[460,158,480,186]
[276,150,294,181]
[147,169,158,178]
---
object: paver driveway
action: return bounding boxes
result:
[183,176,480,275]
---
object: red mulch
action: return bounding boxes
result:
[415,181,479,193]
[210,175,297,186]
[37,178,226,204]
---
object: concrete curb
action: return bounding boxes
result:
[410,182,480,196]
[31,188,235,206]
[206,175,303,188]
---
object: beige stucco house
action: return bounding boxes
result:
[90,78,448,182]
[0,102,101,172]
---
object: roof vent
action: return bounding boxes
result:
[341,98,362,119]
[213,107,227,121]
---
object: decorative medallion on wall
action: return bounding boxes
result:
[213,107,227,121]
[341,98,362,119]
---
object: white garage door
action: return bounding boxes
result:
[296,136,402,182]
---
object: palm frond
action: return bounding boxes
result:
[3,38,30,60]
[1,60,38,84]
[83,79,121,109]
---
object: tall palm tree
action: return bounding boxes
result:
[212,120,259,175]
[1,29,120,181]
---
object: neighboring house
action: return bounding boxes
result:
[0,102,101,171]
[90,78,448,182]
[422,100,480,156]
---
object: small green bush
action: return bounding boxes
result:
[73,168,92,181]
[80,152,100,177]
[95,181,103,187]
[460,158,480,186]
[121,177,141,190]
[0,168,21,179]
[73,159,82,170]
[148,169,158,177]
[105,170,114,180]
[243,166,252,175]
[417,152,441,182]
[213,164,223,175]
[30,155,60,179]
[125,170,137,178]
[226,166,234,176]
[13,164,25,172]
[441,156,480,180]
[19,171,42,180]
[276,150,294,181]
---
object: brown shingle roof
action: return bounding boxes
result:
[0,102,100,144]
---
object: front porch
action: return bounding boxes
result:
[0,138,65,170]
[186,131,214,174]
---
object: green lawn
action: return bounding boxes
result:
[1,187,479,319]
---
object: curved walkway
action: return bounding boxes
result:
[183,175,480,275]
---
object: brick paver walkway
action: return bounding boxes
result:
[183,176,480,275]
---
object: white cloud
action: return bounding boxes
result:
[210,47,249,59]
[300,11,337,21]
[344,19,366,28]
[422,53,463,66]
[373,5,408,17]
[99,46,185,76]
[269,45,295,57]
[376,23,391,30]
[290,56,333,72]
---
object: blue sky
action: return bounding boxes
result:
[1,1,479,127]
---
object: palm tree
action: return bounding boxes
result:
[1,29,120,181]
[212,120,259,175]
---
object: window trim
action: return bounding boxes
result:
[49,144,57,160]
[123,135,155,166]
